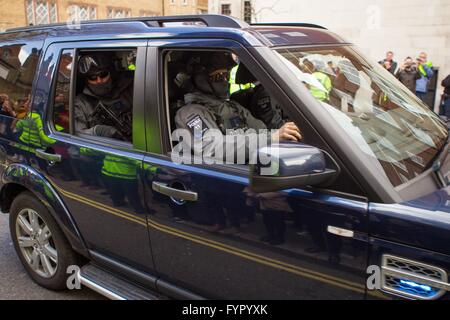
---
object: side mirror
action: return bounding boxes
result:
[249,143,338,193]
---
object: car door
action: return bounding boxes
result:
[31,40,156,275]
[141,39,378,299]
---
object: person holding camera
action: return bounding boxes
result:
[396,57,420,93]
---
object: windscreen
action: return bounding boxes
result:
[274,46,448,187]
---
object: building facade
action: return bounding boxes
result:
[252,0,450,111]
[208,0,252,23]
[165,0,208,15]
[0,0,208,32]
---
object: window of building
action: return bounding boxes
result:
[107,7,131,19]
[53,50,73,133]
[243,1,252,23]
[170,0,176,5]
[0,43,41,119]
[221,4,231,16]
[26,0,58,25]
[68,4,97,22]
[182,0,188,5]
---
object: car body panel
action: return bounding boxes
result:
[0,163,87,254]
[23,39,156,274]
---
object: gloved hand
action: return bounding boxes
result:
[272,122,302,142]
[93,125,118,138]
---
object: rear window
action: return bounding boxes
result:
[0,42,41,119]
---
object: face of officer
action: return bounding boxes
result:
[208,68,230,100]
[79,54,114,97]
[193,66,230,100]
[86,70,113,97]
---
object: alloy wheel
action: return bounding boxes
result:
[15,208,58,278]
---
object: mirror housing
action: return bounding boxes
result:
[249,143,338,193]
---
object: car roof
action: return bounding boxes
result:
[1,14,349,48]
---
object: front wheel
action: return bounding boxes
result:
[10,191,82,290]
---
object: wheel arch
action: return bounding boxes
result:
[1,163,89,257]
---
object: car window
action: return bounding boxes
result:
[161,48,367,197]
[53,49,73,133]
[0,43,41,119]
[165,49,291,163]
[67,49,137,143]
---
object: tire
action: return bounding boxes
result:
[9,191,82,290]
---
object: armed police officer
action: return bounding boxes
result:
[74,52,133,142]
[174,52,301,162]
[230,62,285,130]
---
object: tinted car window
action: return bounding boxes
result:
[72,49,136,143]
[53,49,73,133]
[0,43,41,119]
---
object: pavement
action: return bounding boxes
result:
[0,212,103,300]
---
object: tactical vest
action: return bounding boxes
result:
[205,100,249,134]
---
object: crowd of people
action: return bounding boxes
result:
[379,51,435,101]
[379,50,450,117]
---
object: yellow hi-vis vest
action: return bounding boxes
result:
[310,71,332,102]
[101,154,138,180]
[16,112,56,149]
[229,65,255,95]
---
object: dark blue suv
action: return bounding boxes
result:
[0,15,449,300]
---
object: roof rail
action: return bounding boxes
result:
[251,23,327,30]
[6,14,248,33]
[145,14,249,28]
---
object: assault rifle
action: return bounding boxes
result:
[92,100,132,141]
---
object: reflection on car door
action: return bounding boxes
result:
[32,41,155,274]
[142,40,375,299]
[143,158,374,299]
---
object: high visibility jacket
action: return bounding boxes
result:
[101,154,138,180]
[310,71,332,101]
[416,62,434,93]
[418,61,433,77]
[16,112,56,149]
[79,146,103,157]
[229,65,254,95]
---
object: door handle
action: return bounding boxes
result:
[327,225,354,238]
[152,182,198,202]
[36,149,62,163]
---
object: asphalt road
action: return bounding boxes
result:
[0,212,103,300]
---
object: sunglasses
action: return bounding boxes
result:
[209,69,229,82]
[87,70,110,81]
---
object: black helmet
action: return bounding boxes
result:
[187,51,236,75]
[78,52,113,76]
